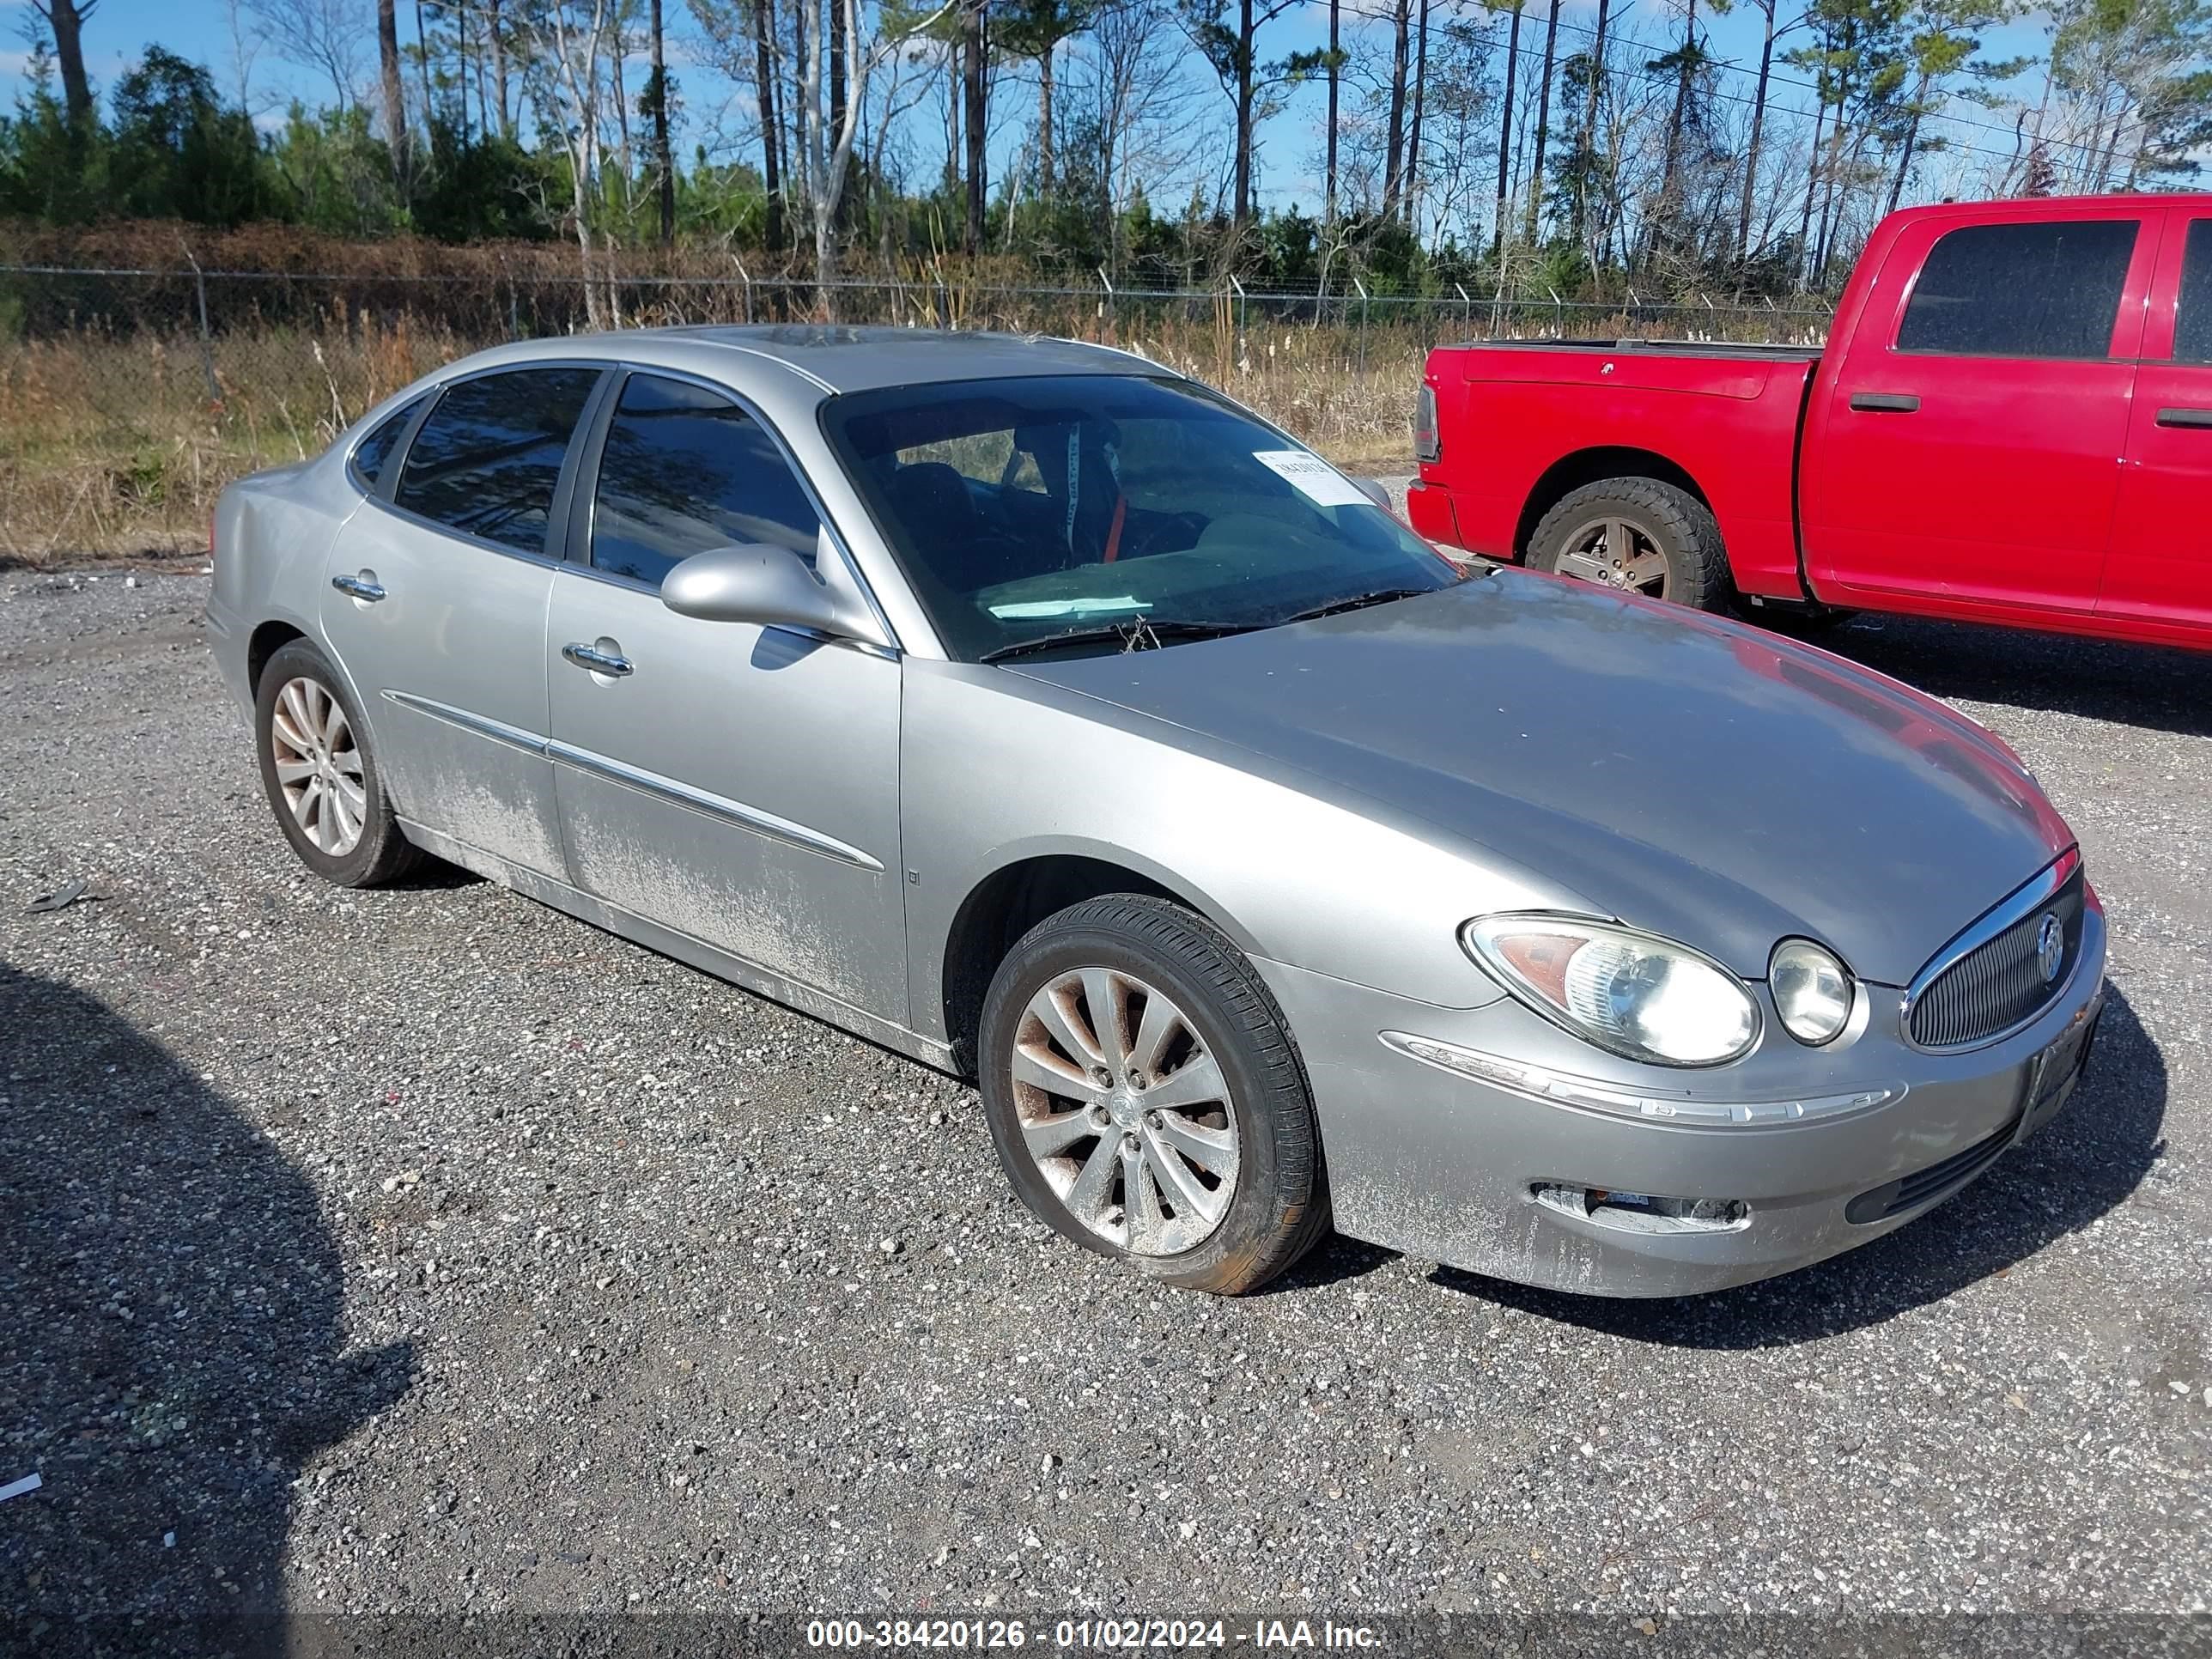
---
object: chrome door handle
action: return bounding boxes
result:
[562,641,634,678]
[331,572,386,602]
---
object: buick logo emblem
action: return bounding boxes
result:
[2036,914,2065,983]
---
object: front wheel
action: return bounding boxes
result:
[1528,478,1732,612]
[977,895,1330,1295]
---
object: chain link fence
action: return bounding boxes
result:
[0,263,1832,561]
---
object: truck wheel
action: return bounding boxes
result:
[1528,479,1731,612]
[977,894,1331,1295]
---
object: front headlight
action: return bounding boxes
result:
[1462,915,1760,1067]
[1770,939,1855,1045]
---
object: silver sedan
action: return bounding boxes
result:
[206,327,2106,1297]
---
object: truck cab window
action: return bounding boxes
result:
[2174,220,2212,364]
[1897,220,2138,361]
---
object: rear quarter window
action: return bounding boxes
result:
[1896,219,2138,360]
[347,396,425,491]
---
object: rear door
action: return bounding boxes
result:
[1802,210,2151,615]
[321,364,606,878]
[2101,210,2212,637]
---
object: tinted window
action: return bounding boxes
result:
[588,374,823,588]
[2175,220,2212,363]
[349,396,424,489]
[1897,220,2137,360]
[394,368,601,555]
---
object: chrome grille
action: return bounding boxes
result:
[1906,861,2085,1050]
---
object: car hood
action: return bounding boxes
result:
[1009,571,2074,986]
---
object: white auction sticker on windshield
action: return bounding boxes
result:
[1253,448,1371,507]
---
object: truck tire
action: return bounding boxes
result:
[1528,478,1731,613]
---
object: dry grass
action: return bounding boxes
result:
[0,223,1836,563]
[0,312,1432,565]
[0,311,475,565]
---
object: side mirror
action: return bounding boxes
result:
[1353,476,1397,516]
[662,544,856,635]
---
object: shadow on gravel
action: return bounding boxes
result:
[1437,986,2166,1347]
[1261,1234,1401,1296]
[0,963,414,1637]
[385,857,483,891]
[1817,616,2212,739]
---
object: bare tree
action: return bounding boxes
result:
[1486,0,1523,257]
[647,0,677,242]
[247,0,368,112]
[1079,0,1205,272]
[1524,0,1559,242]
[1736,0,1804,258]
[378,0,410,178]
[1182,0,1304,234]
[519,0,623,323]
[26,0,97,128]
[792,0,957,286]
[1382,0,1411,217]
[963,0,987,248]
[689,0,796,246]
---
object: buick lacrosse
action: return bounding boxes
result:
[208,327,2105,1297]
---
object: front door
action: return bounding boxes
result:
[544,369,908,1021]
[320,364,606,878]
[2102,212,2212,637]
[1801,210,2148,616]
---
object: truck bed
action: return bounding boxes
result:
[1411,339,1820,599]
[1437,338,1824,364]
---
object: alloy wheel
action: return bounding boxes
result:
[1553,514,1672,598]
[269,676,367,856]
[1009,967,1241,1257]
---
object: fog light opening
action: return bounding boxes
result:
[1531,1182,1751,1235]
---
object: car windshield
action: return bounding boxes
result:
[820,374,1463,661]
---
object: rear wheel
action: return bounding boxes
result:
[1528,478,1731,613]
[254,639,420,888]
[977,895,1329,1295]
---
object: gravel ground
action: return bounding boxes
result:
[1,565,2208,1635]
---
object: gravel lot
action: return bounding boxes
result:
[1,564,2207,1635]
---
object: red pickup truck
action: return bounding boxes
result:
[1406,194,2212,652]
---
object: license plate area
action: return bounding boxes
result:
[2019,998,2102,1138]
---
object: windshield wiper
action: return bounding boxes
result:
[979,617,1255,664]
[1267,586,1442,626]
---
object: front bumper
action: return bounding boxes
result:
[1256,905,2107,1297]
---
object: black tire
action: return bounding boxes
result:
[254,639,421,888]
[977,895,1330,1295]
[1528,477,1732,613]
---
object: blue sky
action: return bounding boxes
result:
[1,0,2069,219]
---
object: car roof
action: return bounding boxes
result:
[573,325,1166,394]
